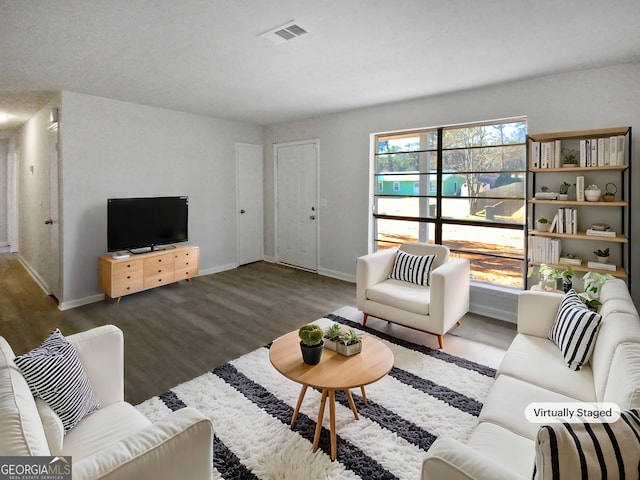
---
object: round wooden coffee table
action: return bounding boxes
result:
[269,329,394,460]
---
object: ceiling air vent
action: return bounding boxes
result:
[259,21,308,45]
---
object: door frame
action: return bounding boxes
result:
[274,138,320,271]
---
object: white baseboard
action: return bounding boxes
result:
[59,294,105,311]
[198,262,238,277]
[318,267,355,283]
[17,254,51,295]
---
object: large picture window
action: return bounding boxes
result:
[373,119,527,288]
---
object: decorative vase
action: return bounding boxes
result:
[596,256,609,264]
[558,194,569,201]
[300,341,324,365]
[584,189,601,202]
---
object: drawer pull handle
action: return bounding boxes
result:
[158,269,162,273]
[158,279,162,283]
[126,287,130,290]
[127,275,131,279]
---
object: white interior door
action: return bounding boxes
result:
[236,143,264,265]
[276,140,318,271]
[44,123,61,299]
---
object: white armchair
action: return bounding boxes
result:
[0,325,213,480]
[357,243,470,348]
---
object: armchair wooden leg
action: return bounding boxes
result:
[437,335,444,349]
[363,313,369,326]
[457,320,462,326]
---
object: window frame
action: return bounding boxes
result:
[372,118,528,288]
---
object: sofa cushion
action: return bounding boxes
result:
[590,312,640,402]
[467,422,535,479]
[61,401,151,461]
[35,397,64,455]
[13,329,100,433]
[479,374,580,440]
[549,290,601,371]
[367,279,430,315]
[496,334,596,402]
[389,250,437,286]
[603,343,640,409]
[533,409,640,479]
[0,337,50,456]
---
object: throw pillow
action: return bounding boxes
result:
[549,289,602,371]
[533,409,640,479]
[389,250,437,286]
[14,329,100,433]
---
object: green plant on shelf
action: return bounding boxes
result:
[593,248,610,258]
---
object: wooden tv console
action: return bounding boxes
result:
[98,244,199,303]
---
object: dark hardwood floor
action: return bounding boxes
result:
[1,254,355,404]
[0,253,516,405]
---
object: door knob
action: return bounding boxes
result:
[44,219,54,225]
[240,209,246,214]
[310,215,316,220]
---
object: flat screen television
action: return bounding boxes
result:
[107,196,188,253]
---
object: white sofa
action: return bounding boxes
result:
[0,325,213,480]
[357,243,470,348]
[422,278,640,479]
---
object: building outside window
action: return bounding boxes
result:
[372,118,527,288]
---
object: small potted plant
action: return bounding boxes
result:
[579,271,614,310]
[323,323,363,356]
[323,323,343,352]
[535,217,550,232]
[561,148,578,168]
[558,181,572,201]
[584,184,601,202]
[298,324,324,365]
[593,247,610,264]
[336,328,362,357]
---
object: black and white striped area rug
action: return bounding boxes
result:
[136,307,497,479]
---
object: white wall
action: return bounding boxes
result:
[264,63,640,317]
[58,91,263,307]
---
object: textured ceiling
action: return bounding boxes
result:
[1,0,639,132]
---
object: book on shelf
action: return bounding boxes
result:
[554,139,561,168]
[530,140,540,169]
[559,256,582,266]
[587,261,617,272]
[528,235,561,264]
[585,229,616,237]
[540,142,554,168]
[589,138,597,167]
[617,135,625,165]
[576,176,585,202]
[556,208,577,234]
[580,140,587,167]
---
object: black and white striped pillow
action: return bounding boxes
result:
[389,250,437,286]
[548,289,602,371]
[14,329,100,433]
[534,409,640,479]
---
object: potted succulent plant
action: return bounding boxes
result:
[336,328,362,357]
[593,247,610,264]
[323,323,362,356]
[535,217,550,232]
[558,181,572,201]
[298,324,324,365]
